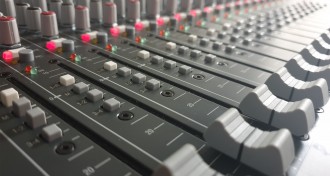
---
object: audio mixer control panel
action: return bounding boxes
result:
[1,0,330,175]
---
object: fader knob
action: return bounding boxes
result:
[75,5,90,32]
[15,3,30,26]
[165,0,178,15]
[146,0,161,19]
[18,49,34,63]
[40,11,59,38]
[26,7,42,32]
[127,0,140,22]
[61,2,75,28]
[103,2,117,26]
[90,0,102,23]
[0,16,20,48]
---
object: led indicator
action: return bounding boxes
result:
[30,67,38,75]
[156,18,164,26]
[135,22,144,31]
[25,66,32,73]
[2,51,13,63]
[110,27,120,37]
[46,41,57,51]
[81,34,91,42]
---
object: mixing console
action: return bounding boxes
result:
[1,0,330,175]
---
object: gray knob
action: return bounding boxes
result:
[193,0,204,10]
[0,16,20,48]
[97,32,108,44]
[165,0,177,15]
[140,0,146,14]
[75,5,90,32]
[90,0,102,23]
[146,0,161,19]
[26,7,42,32]
[125,26,135,39]
[40,11,59,38]
[0,0,16,17]
[62,40,75,52]
[126,0,140,22]
[180,0,193,12]
[35,0,48,11]
[15,3,30,27]
[19,49,34,63]
[114,0,125,18]
[50,0,62,23]
[61,2,75,28]
[103,2,117,26]
[77,0,90,9]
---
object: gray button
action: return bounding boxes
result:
[190,50,201,58]
[117,67,131,77]
[97,32,108,44]
[199,38,209,46]
[164,60,176,69]
[72,82,89,94]
[62,39,75,52]
[217,32,227,39]
[233,26,242,33]
[103,98,121,112]
[132,73,147,84]
[26,107,47,129]
[256,32,265,38]
[244,29,253,36]
[178,46,189,55]
[146,79,160,90]
[19,49,34,63]
[225,45,236,54]
[13,97,32,118]
[205,54,216,63]
[41,124,63,142]
[178,65,192,75]
[230,35,239,42]
[243,38,252,45]
[212,42,222,50]
[86,89,103,102]
[151,55,163,64]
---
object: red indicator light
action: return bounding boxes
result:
[174,13,181,22]
[110,27,120,37]
[189,10,197,17]
[156,18,164,26]
[69,53,77,61]
[25,65,32,73]
[2,51,13,62]
[46,41,56,51]
[106,44,112,52]
[135,36,141,43]
[81,34,91,42]
[135,22,144,31]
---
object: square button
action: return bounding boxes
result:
[164,60,177,69]
[104,61,117,71]
[146,79,160,91]
[137,50,150,59]
[188,35,198,43]
[178,65,192,75]
[0,88,19,107]
[60,74,75,86]
[190,50,201,58]
[166,42,176,50]
[178,46,189,55]
[132,73,147,84]
[41,124,63,142]
[13,97,32,118]
[26,107,46,129]
[103,98,121,112]
[151,55,163,64]
[86,89,103,102]
[72,82,89,94]
[117,67,131,77]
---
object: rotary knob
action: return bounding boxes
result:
[26,7,42,32]
[75,5,90,32]
[103,2,117,26]
[165,0,178,15]
[127,0,140,22]
[40,11,59,38]
[90,0,102,23]
[61,2,75,28]
[15,3,30,27]
[146,0,161,19]
[0,16,20,48]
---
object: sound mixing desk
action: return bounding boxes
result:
[1,0,330,175]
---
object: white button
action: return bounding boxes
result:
[166,42,176,50]
[1,88,19,107]
[188,35,198,43]
[137,50,150,59]
[207,28,216,36]
[60,74,75,86]
[104,61,117,71]
[41,124,63,142]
